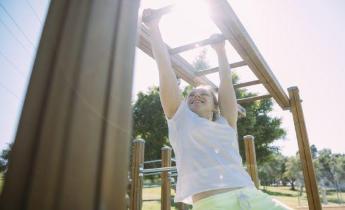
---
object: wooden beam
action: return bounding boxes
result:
[0,0,140,209]
[196,60,247,76]
[288,87,322,210]
[169,35,225,54]
[237,94,271,104]
[207,0,290,110]
[234,80,261,89]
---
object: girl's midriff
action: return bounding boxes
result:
[192,186,244,203]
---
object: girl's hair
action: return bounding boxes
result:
[187,85,220,121]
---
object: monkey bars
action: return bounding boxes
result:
[138,1,321,209]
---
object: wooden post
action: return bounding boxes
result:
[130,139,145,210]
[0,0,140,210]
[243,135,259,188]
[288,87,322,210]
[161,146,172,210]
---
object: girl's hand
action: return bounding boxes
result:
[210,34,226,53]
[142,9,161,29]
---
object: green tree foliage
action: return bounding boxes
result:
[283,155,303,190]
[310,144,318,159]
[236,93,286,164]
[0,143,12,174]
[316,149,345,188]
[233,70,286,164]
[258,152,287,187]
[192,49,209,70]
[132,87,169,162]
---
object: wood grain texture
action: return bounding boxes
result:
[130,139,145,210]
[243,135,259,188]
[0,0,140,209]
[288,87,322,210]
[161,146,172,210]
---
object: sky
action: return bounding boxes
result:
[0,0,344,156]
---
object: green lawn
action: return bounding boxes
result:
[142,186,345,210]
[1,176,344,210]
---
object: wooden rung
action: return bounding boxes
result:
[169,35,225,55]
[142,5,175,23]
[237,94,271,104]
[196,61,247,76]
[234,80,261,89]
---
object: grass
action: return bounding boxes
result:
[262,186,345,208]
[142,186,345,210]
[1,176,344,209]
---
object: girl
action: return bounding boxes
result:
[143,9,292,210]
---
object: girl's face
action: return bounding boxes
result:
[187,88,215,117]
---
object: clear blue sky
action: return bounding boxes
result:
[1,0,344,156]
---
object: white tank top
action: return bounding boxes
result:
[167,101,255,204]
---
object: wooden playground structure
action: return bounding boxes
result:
[0,0,322,209]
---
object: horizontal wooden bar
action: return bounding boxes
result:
[141,167,176,174]
[207,0,290,109]
[237,94,271,104]
[141,5,174,23]
[234,80,261,89]
[196,61,247,76]
[169,35,225,55]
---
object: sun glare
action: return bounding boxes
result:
[140,0,220,47]
[139,0,245,87]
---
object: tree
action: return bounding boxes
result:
[310,144,318,159]
[132,87,168,162]
[316,149,345,190]
[0,143,12,174]
[258,152,287,186]
[317,149,337,187]
[234,74,286,164]
[193,49,209,71]
[283,155,303,190]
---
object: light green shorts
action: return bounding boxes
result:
[192,186,293,210]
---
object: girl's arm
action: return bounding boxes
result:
[143,10,182,119]
[211,35,238,129]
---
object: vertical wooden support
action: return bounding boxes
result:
[130,139,145,210]
[0,0,140,210]
[288,87,322,210]
[243,135,259,188]
[161,146,172,210]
